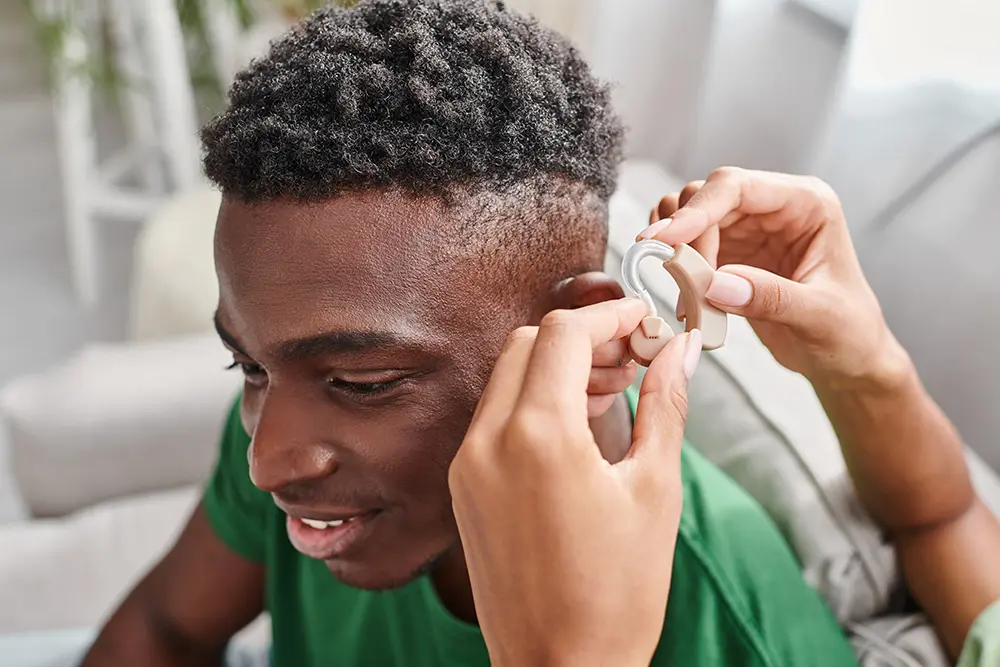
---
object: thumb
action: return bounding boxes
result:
[706,264,814,328]
[623,330,700,470]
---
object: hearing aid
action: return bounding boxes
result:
[621,240,728,366]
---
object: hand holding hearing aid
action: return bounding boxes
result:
[450,298,700,667]
[638,167,910,391]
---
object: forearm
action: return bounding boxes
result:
[82,584,226,667]
[896,499,1000,658]
[813,341,974,531]
[811,339,1000,656]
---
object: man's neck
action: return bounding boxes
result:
[432,393,634,624]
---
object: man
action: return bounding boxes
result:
[83,1,857,665]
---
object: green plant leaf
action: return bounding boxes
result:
[26,0,360,99]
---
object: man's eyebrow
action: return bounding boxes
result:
[277,330,412,362]
[213,312,248,356]
[213,311,420,361]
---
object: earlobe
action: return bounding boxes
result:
[555,272,626,309]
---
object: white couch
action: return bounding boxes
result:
[1,161,998,666]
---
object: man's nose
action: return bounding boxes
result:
[248,393,338,493]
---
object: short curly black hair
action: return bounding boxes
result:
[200,0,625,205]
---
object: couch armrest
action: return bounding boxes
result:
[0,335,242,517]
[0,486,199,631]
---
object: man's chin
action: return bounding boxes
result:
[323,551,444,591]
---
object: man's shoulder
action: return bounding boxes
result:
[653,447,856,666]
[202,394,273,563]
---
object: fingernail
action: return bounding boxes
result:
[636,217,672,241]
[705,272,753,308]
[683,329,702,380]
[675,294,686,321]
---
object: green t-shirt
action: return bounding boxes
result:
[203,390,857,666]
[957,600,1000,667]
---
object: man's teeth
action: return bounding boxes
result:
[301,518,346,529]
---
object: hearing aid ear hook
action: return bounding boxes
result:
[621,240,728,366]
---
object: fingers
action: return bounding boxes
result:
[678,180,705,209]
[587,394,618,418]
[588,363,638,396]
[589,341,638,419]
[676,181,719,268]
[651,193,680,225]
[464,327,537,445]
[706,265,821,329]
[592,338,631,367]
[624,330,700,470]
[641,169,793,246]
[518,298,648,416]
[689,225,720,269]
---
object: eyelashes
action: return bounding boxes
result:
[327,378,404,397]
[225,361,406,400]
[225,360,265,376]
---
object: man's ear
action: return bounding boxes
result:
[553,272,625,310]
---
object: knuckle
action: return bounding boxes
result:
[679,181,702,199]
[760,281,794,317]
[450,438,494,481]
[643,385,689,421]
[659,193,680,207]
[668,386,690,420]
[539,309,575,330]
[801,175,843,210]
[447,450,470,488]
[707,165,743,182]
[504,325,538,347]
[504,410,561,464]
[506,409,549,445]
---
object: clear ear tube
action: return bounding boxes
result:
[620,239,728,365]
[621,240,676,317]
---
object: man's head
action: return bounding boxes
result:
[203,0,625,590]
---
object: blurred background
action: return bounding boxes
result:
[0,0,997,647]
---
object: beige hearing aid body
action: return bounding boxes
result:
[621,240,728,366]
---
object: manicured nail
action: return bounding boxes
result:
[705,272,753,308]
[683,329,702,380]
[636,217,672,241]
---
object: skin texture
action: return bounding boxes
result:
[83,189,637,665]
[450,301,700,667]
[213,190,634,599]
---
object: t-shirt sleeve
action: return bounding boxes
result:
[957,600,1000,667]
[202,395,269,563]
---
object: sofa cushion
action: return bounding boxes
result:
[0,486,199,632]
[0,335,242,517]
[0,425,28,524]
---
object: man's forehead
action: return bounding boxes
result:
[215,193,475,282]
[213,192,491,352]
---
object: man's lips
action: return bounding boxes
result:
[277,502,381,559]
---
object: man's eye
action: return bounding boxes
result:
[327,378,403,398]
[226,360,267,382]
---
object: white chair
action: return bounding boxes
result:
[42,0,206,304]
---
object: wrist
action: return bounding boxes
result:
[809,331,915,397]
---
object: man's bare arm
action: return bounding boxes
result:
[81,503,265,666]
[816,351,1000,659]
